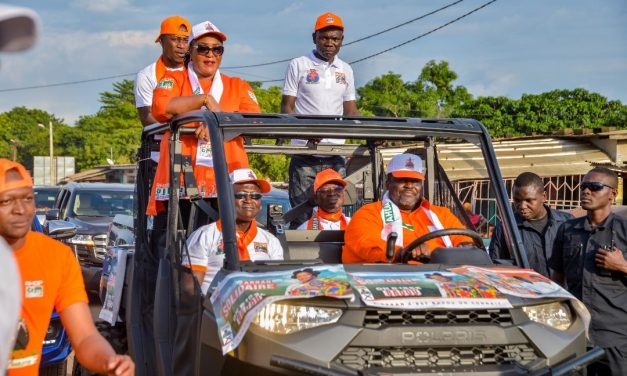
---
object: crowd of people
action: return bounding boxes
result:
[2,9,626,376]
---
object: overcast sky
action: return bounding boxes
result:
[1,0,625,125]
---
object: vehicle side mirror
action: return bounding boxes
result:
[45,220,77,240]
[45,209,60,221]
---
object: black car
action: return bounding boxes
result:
[46,182,134,295]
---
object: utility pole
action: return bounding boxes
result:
[38,121,54,184]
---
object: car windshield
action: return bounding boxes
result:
[243,131,501,262]
[72,190,134,217]
[34,187,59,213]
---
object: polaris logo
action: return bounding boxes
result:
[401,329,487,344]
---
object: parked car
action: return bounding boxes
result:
[47,182,134,295]
[34,185,60,224]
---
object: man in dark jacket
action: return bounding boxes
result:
[489,172,573,277]
[549,167,627,375]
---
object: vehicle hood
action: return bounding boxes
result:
[67,216,111,234]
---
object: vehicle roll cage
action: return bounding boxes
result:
[140,111,529,271]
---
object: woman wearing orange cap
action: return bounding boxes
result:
[148,20,261,215]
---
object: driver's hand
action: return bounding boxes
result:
[410,243,431,259]
[195,125,209,141]
[457,242,475,248]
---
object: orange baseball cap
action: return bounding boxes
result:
[387,154,425,180]
[313,168,346,193]
[314,12,344,32]
[155,15,191,43]
[0,159,33,194]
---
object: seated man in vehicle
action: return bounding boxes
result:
[343,153,472,263]
[186,168,284,293]
[297,169,351,230]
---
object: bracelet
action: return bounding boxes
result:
[201,93,210,109]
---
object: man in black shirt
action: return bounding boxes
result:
[549,166,627,375]
[489,172,572,277]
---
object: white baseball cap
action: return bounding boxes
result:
[189,20,227,43]
[387,153,425,180]
[0,4,40,52]
[230,168,271,193]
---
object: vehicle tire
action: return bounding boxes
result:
[39,361,67,376]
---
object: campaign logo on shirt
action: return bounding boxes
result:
[305,69,320,84]
[24,280,43,298]
[335,72,347,85]
[216,241,225,255]
[156,78,174,90]
[254,242,268,254]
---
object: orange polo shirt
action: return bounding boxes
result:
[147,69,261,215]
[342,200,471,264]
[9,232,88,375]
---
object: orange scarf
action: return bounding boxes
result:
[217,220,258,261]
[306,208,347,230]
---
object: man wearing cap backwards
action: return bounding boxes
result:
[0,159,134,375]
[297,168,351,230]
[343,154,472,263]
[134,15,191,126]
[281,12,360,229]
[186,168,284,294]
[147,20,261,216]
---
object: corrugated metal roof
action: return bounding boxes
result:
[381,137,612,180]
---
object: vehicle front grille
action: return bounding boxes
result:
[73,244,92,263]
[363,309,513,329]
[94,234,108,260]
[336,344,538,370]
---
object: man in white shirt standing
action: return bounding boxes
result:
[298,169,351,230]
[186,168,284,294]
[281,12,360,229]
[134,15,191,127]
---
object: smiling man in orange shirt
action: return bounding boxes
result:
[343,153,472,263]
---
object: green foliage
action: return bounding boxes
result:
[248,139,289,182]
[456,88,627,137]
[249,82,283,113]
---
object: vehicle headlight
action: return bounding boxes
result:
[253,303,342,334]
[67,234,94,245]
[522,301,573,331]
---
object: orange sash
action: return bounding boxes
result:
[217,220,258,261]
[306,208,348,230]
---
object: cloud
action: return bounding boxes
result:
[71,0,132,13]
[277,2,305,16]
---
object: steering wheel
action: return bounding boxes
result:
[397,228,485,263]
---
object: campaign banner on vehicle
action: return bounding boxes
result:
[347,271,513,310]
[450,266,572,298]
[211,265,353,354]
[99,248,128,325]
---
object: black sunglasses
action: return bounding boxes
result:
[317,186,344,195]
[234,192,262,200]
[580,181,615,192]
[193,44,224,56]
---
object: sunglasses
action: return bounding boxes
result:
[580,182,615,192]
[234,192,262,200]
[193,44,224,56]
[317,186,344,195]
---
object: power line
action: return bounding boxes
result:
[250,0,498,84]
[350,0,498,64]
[0,0,494,92]
[0,73,136,93]
[222,0,465,69]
